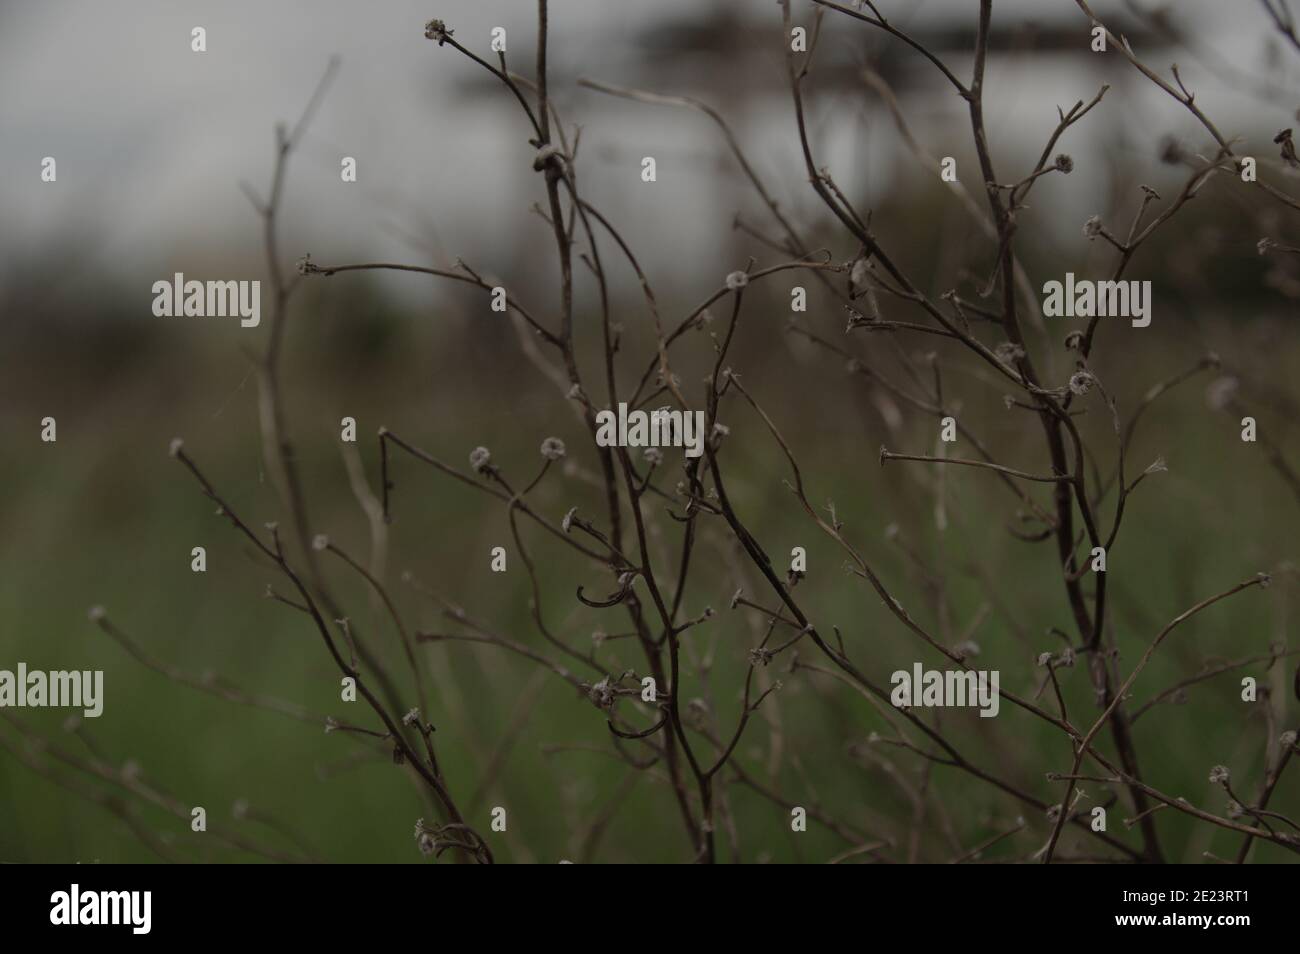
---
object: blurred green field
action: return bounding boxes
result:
[1,255,1297,863]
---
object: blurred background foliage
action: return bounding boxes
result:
[1,0,1298,862]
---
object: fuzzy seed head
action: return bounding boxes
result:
[424,19,453,44]
[1068,370,1096,396]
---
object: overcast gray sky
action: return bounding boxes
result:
[3,0,1296,306]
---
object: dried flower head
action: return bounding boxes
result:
[1275,127,1299,167]
[402,707,421,728]
[643,447,663,467]
[1068,370,1097,396]
[539,437,566,460]
[533,144,564,172]
[1082,215,1103,239]
[417,830,436,856]
[587,677,616,710]
[424,19,453,44]
[1208,764,1230,785]
[994,341,1026,364]
[1054,153,1074,173]
[725,270,749,290]
[469,446,492,474]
